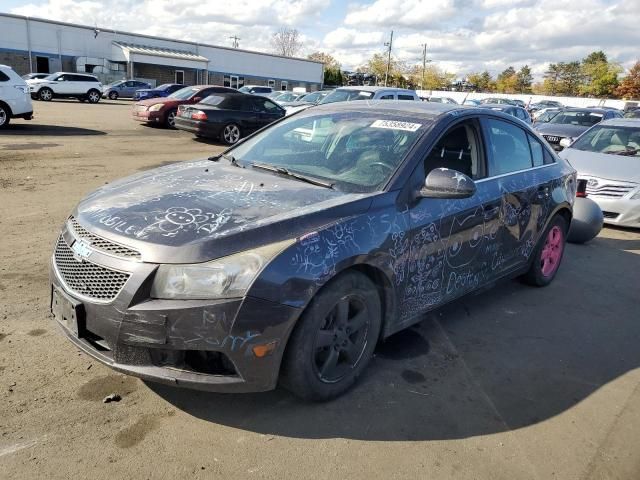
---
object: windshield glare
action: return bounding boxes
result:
[550,111,603,126]
[571,126,640,156]
[320,89,375,104]
[228,112,427,192]
[169,87,199,100]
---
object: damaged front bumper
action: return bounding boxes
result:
[49,225,300,393]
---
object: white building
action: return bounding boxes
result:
[0,12,324,91]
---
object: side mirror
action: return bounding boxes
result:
[559,138,573,148]
[192,97,203,103]
[420,168,476,199]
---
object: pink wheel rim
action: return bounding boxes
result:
[540,226,564,277]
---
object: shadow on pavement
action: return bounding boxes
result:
[0,124,106,136]
[150,236,640,441]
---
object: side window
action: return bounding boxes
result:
[0,71,10,82]
[398,94,415,100]
[486,118,533,176]
[378,94,394,100]
[424,121,484,179]
[261,99,281,112]
[528,134,544,167]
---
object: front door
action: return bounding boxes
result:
[397,118,502,324]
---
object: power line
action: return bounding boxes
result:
[229,35,240,48]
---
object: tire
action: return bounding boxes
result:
[522,214,568,287]
[38,87,53,101]
[165,109,177,128]
[0,104,10,129]
[280,271,382,401]
[87,89,101,103]
[220,123,241,145]
[108,91,118,100]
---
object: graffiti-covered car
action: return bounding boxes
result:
[50,101,576,401]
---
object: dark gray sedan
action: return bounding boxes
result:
[50,101,576,401]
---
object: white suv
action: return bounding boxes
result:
[28,72,103,103]
[0,64,33,129]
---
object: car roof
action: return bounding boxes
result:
[480,103,513,109]
[334,86,416,93]
[308,99,469,119]
[562,107,610,114]
[598,118,640,128]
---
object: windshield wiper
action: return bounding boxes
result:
[208,153,242,167]
[251,162,334,189]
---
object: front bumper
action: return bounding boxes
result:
[588,197,640,228]
[49,224,301,392]
[132,109,162,124]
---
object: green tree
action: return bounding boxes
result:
[308,52,343,86]
[616,61,640,99]
[580,51,622,97]
[544,63,562,94]
[467,70,495,92]
[496,66,518,93]
[516,65,533,93]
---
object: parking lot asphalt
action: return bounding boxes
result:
[1,100,639,480]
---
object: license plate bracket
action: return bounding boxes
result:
[52,287,85,336]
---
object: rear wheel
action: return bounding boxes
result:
[0,104,10,129]
[87,89,101,103]
[165,109,177,128]
[522,215,568,286]
[38,87,53,101]
[108,91,118,100]
[221,123,241,145]
[280,271,382,401]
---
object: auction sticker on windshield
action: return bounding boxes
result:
[371,120,422,132]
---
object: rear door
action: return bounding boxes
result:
[479,117,557,272]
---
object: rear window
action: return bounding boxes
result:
[200,95,226,106]
[253,87,272,93]
[398,94,415,100]
[0,71,10,82]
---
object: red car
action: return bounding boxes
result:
[132,85,236,128]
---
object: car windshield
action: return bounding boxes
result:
[155,84,172,90]
[299,91,323,103]
[537,110,561,123]
[105,80,125,87]
[168,87,199,100]
[549,110,603,126]
[320,89,375,104]
[228,111,428,192]
[571,125,640,156]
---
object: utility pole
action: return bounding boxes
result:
[421,43,427,90]
[229,35,240,48]
[384,30,393,87]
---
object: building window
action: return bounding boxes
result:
[281,80,288,91]
[175,70,184,84]
[268,79,275,88]
[36,56,49,73]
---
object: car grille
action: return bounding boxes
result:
[543,135,561,143]
[584,180,637,198]
[68,217,141,260]
[602,211,620,219]
[54,235,130,302]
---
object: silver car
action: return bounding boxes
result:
[559,118,640,228]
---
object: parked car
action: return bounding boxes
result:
[0,64,33,129]
[480,103,532,124]
[27,72,102,103]
[480,97,516,105]
[273,91,304,104]
[463,99,481,106]
[21,73,49,81]
[528,100,564,114]
[50,101,576,401]
[102,80,152,100]
[511,99,526,108]
[132,85,236,128]
[133,83,185,101]
[559,118,640,227]
[279,90,334,114]
[535,108,623,151]
[238,85,273,96]
[174,92,285,144]
[623,108,640,119]
[320,86,420,104]
[427,96,458,104]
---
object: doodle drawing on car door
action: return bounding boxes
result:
[481,117,557,273]
[397,118,503,326]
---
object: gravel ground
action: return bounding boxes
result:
[1,100,639,479]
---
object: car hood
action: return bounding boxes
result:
[74,160,372,263]
[534,123,590,138]
[135,97,180,107]
[559,148,640,184]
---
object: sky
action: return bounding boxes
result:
[4,0,639,79]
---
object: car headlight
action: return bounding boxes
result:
[150,240,293,300]
[14,85,29,94]
[148,103,165,111]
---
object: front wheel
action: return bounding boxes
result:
[87,90,101,103]
[108,91,118,100]
[38,87,53,101]
[522,214,568,287]
[165,109,177,128]
[220,123,241,145]
[280,271,382,401]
